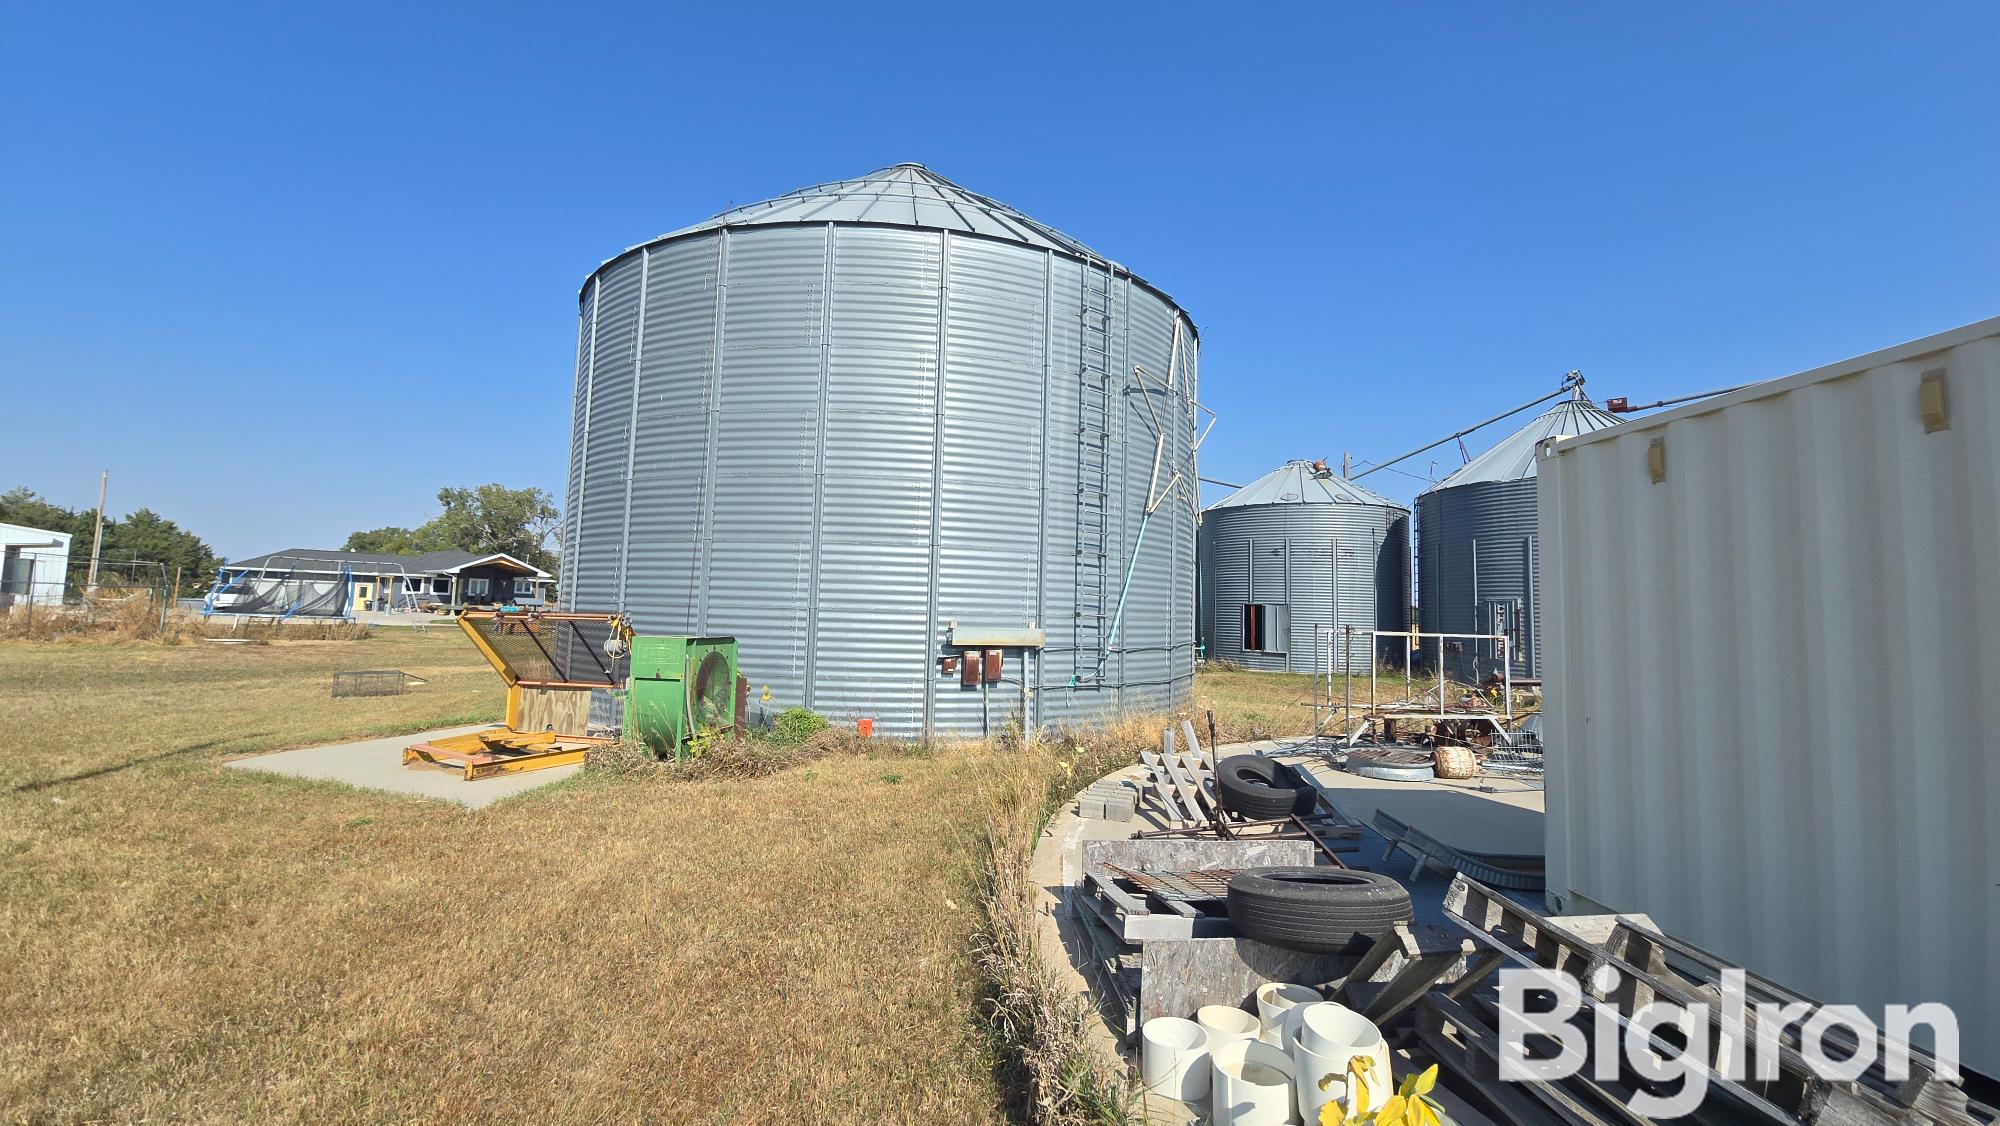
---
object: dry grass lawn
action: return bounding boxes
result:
[0,633,1032,1123]
[0,634,1317,1123]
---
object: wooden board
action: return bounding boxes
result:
[515,685,593,736]
[1139,750,1192,824]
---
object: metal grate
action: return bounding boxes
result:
[472,613,629,686]
[332,670,406,698]
[1101,864,1242,904]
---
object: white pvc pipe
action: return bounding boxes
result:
[1197,1004,1262,1053]
[1210,1037,1299,1126]
[1141,1016,1211,1103]
[1255,981,1322,1047]
[1293,1003,1391,1113]
[1290,1033,1352,1122]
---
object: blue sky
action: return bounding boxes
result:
[3,2,1995,560]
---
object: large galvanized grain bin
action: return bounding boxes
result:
[1539,316,2000,1073]
[560,164,1200,736]
[1198,461,1409,673]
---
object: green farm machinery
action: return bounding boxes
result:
[403,612,741,778]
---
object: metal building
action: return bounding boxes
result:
[560,164,1202,737]
[1416,393,1619,681]
[1198,461,1409,673]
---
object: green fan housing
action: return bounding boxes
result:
[625,635,739,761]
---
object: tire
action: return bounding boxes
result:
[1227,867,1414,954]
[1216,756,1315,819]
[1343,747,1437,783]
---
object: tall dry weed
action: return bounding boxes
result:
[972,733,1144,1126]
[0,601,371,645]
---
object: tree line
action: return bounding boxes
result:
[1,487,218,597]
[4,482,562,600]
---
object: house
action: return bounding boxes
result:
[209,547,556,617]
[0,522,74,608]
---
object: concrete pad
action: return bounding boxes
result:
[225,724,581,808]
[1228,737,1545,856]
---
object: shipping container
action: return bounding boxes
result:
[1539,315,2000,1073]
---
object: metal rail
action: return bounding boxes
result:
[1352,372,1582,481]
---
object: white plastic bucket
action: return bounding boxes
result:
[1141,1016,1211,1102]
[1211,1037,1299,1126]
[1197,1004,1262,1052]
[1255,982,1323,1047]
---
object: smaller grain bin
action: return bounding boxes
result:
[1199,461,1410,673]
[1417,394,1619,682]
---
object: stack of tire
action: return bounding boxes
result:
[1215,755,1413,954]
[1215,754,1318,819]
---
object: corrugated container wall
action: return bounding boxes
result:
[1418,397,1621,681]
[1198,462,1409,673]
[560,165,1201,737]
[1540,317,2000,1073]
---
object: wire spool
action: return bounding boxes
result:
[1432,745,1480,780]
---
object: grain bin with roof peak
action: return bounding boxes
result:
[1416,392,1620,681]
[1199,460,1410,673]
[560,164,1202,737]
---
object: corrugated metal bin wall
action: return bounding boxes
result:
[1199,497,1409,674]
[561,172,1198,737]
[1539,317,2000,1073]
[1416,479,1541,681]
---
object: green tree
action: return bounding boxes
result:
[0,487,91,540]
[415,485,561,572]
[104,508,220,595]
[340,485,561,574]
[343,526,422,554]
[1,488,218,596]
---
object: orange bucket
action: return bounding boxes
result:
[857,718,875,738]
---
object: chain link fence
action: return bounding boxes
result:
[0,558,176,640]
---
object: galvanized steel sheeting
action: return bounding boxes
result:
[1539,317,2000,1072]
[564,193,1197,736]
[1199,475,1410,673]
[1416,478,1542,680]
[1417,398,1619,681]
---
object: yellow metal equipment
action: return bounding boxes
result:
[402,609,631,781]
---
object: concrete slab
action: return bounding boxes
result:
[225,724,581,808]
[1233,737,1545,856]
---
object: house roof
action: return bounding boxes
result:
[1429,397,1624,489]
[224,548,551,578]
[1206,460,1406,511]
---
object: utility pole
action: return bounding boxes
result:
[86,471,108,590]
[1341,451,1352,478]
